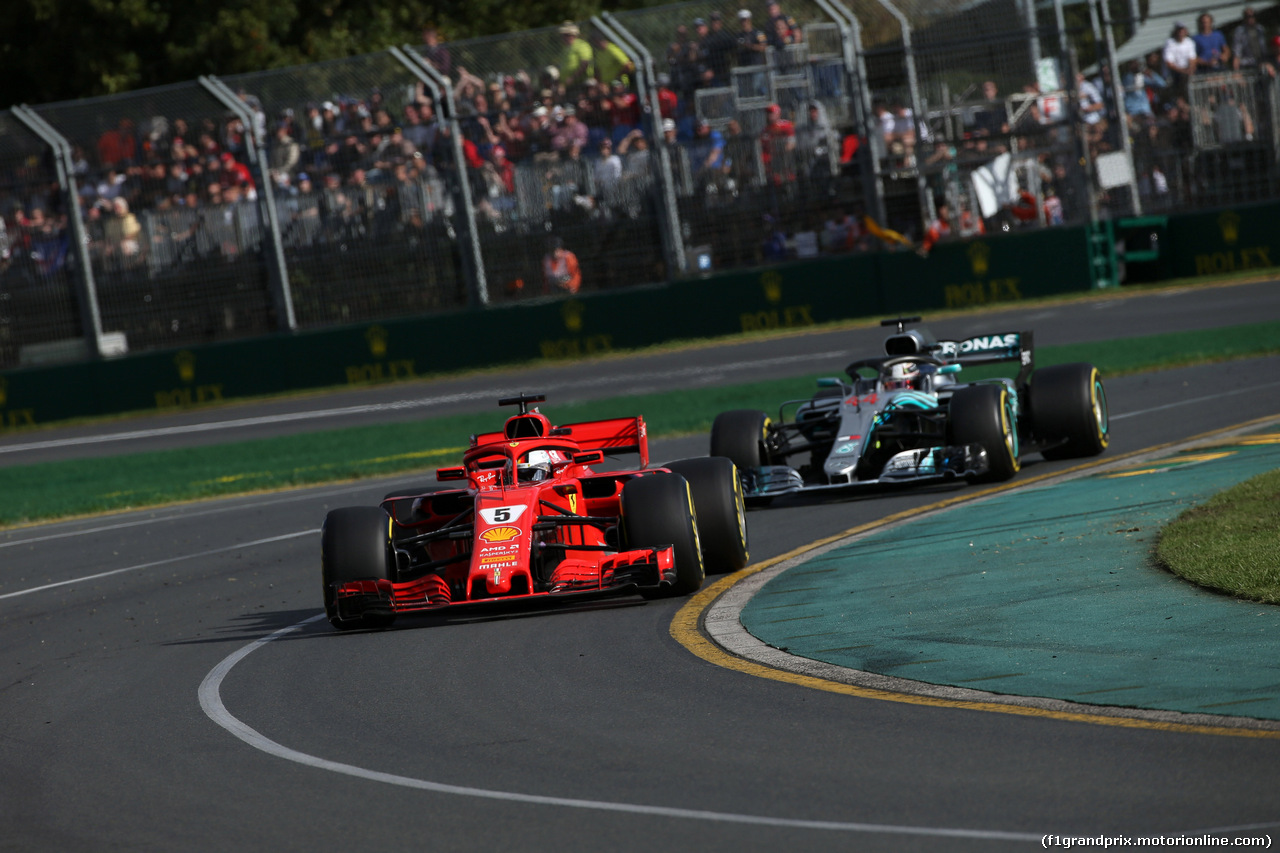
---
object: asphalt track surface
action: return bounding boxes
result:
[3,283,1280,851]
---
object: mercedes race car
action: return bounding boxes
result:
[710,317,1109,502]
[321,395,749,630]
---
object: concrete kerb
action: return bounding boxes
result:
[680,413,1280,737]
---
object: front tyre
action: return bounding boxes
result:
[620,473,705,596]
[321,506,397,630]
[661,457,749,574]
[1029,363,1109,460]
[710,410,771,470]
[949,384,1020,482]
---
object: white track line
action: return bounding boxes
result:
[198,613,1039,842]
[1110,379,1280,421]
[0,352,844,455]
[0,530,318,600]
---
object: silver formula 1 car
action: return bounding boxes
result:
[710,317,1109,502]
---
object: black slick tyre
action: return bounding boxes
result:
[620,473,705,596]
[661,457,749,574]
[949,384,1020,482]
[321,506,397,630]
[710,410,770,470]
[1029,363,1110,460]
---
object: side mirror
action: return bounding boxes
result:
[816,377,842,387]
[436,466,467,481]
[939,364,962,375]
[573,450,605,465]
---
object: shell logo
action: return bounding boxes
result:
[480,526,520,543]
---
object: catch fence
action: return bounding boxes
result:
[2,0,1278,371]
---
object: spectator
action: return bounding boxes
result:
[550,107,589,153]
[543,237,581,294]
[556,21,594,94]
[421,24,452,76]
[736,10,769,67]
[821,210,866,253]
[97,119,137,169]
[1121,60,1155,123]
[591,32,635,91]
[1267,35,1280,77]
[1143,51,1171,108]
[796,102,836,181]
[269,124,300,185]
[1164,22,1197,96]
[766,0,802,44]
[971,80,1009,139]
[1076,71,1108,154]
[617,128,652,179]
[702,11,737,86]
[1192,12,1230,72]
[760,103,796,185]
[593,138,623,197]
[103,197,142,261]
[1233,7,1267,70]
[686,118,726,191]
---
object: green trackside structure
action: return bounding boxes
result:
[1,201,1276,429]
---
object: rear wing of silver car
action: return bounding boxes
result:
[934,330,1034,385]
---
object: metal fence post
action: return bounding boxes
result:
[600,12,688,276]
[199,75,298,331]
[11,104,106,357]
[871,0,932,230]
[1098,0,1142,215]
[823,0,888,225]
[392,45,490,307]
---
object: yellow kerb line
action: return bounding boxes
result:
[671,414,1280,739]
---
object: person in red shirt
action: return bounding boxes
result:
[760,103,795,184]
[542,237,581,294]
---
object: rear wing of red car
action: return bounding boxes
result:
[472,415,650,467]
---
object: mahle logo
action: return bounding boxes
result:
[967,242,991,277]
[1218,211,1241,245]
[365,325,388,357]
[561,300,584,332]
[761,270,783,303]
[174,350,196,382]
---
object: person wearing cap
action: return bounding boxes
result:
[1192,12,1230,72]
[686,118,726,192]
[1233,7,1267,70]
[760,103,796,185]
[542,236,581,294]
[557,21,594,93]
[736,10,769,67]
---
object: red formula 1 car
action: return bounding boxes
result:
[321,394,749,630]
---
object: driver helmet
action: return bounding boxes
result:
[884,361,920,390]
[517,449,553,483]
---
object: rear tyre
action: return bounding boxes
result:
[710,410,770,470]
[321,506,397,630]
[661,457,749,574]
[949,384,1020,482]
[620,473,705,596]
[1029,363,1110,460]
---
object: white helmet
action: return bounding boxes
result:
[517,450,553,483]
[884,361,920,390]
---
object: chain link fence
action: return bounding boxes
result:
[3,0,1280,373]
[30,83,280,356]
[614,1,872,271]
[223,53,470,326]
[0,111,86,369]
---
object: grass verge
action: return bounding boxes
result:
[2,320,1279,527]
[1156,469,1280,604]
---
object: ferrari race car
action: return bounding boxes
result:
[321,394,749,630]
[710,317,1109,502]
